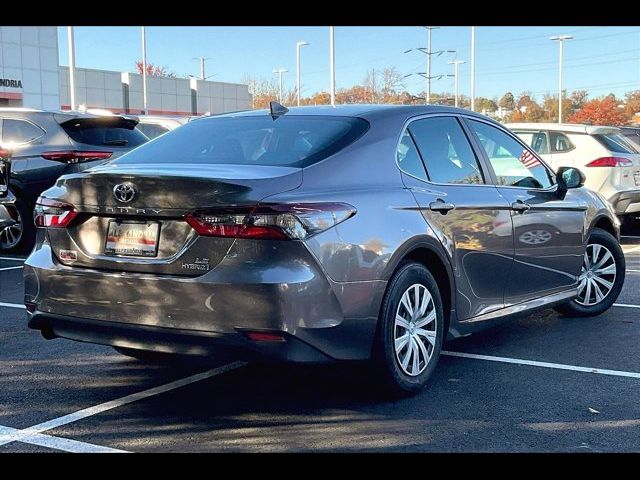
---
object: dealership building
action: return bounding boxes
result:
[0,26,251,115]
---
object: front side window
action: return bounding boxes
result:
[408,116,484,185]
[2,119,44,145]
[467,119,553,189]
[396,130,427,180]
[549,132,574,153]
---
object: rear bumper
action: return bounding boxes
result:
[28,312,332,362]
[24,241,384,361]
[608,190,640,215]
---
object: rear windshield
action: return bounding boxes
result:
[114,115,370,168]
[593,133,639,154]
[62,118,148,148]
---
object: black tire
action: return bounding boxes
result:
[113,346,182,365]
[555,228,625,317]
[371,262,444,396]
[0,195,35,254]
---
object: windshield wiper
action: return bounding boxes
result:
[103,140,128,146]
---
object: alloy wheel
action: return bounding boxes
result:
[576,243,617,306]
[0,206,22,250]
[519,229,552,245]
[394,283,437,376]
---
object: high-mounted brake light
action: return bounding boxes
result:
[585,157,633,167]
[34,197,78,228]
[41,151,112,164]
[186,203,356,241]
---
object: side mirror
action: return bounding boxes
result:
[556,166,585,199]
[0,148,10,199]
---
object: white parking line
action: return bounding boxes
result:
[626,269,640,273]
[0,302,24,309]
[0,361,247,451]
[442,351,640,379]
[0,265,22,271]
[0,256,25,262]
[623,246,640,254]
[0,425,128,453]
[613,303,640,309]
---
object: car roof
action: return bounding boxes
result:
[506,122,621,135]
[194,104,496,127]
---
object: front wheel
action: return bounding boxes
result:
[371,262,444,396]
[555,228,625,317]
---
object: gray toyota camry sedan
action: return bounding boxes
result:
[24,104,625,395]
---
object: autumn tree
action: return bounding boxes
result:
[134,61,175,78]
[568,96,627,126]
[498,92,515,110]
[569,90,589,113]
[623,90,640,121]
[508,92,545,122]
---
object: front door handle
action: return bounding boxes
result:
[511,200,531,213]
[429,199,455,214]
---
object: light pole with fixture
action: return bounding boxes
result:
[447,60,465,108]
[273,69,288,103]
[550,35,573,123]
[296,41,309,106]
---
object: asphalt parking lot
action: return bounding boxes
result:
[1,227,639,453]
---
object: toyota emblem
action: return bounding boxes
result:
[113,182,137,203]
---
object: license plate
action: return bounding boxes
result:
[104,220,160,257]
[634,172,640,187]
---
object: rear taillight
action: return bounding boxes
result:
[585,157,633,167]
[41,151,112,164]
[186,203,356,240]
[34,197,78,228]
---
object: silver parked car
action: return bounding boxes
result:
[24,104,625,395]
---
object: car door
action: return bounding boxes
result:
[464,117,587,305]
[398,115,514,320]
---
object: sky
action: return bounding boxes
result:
[57,26,640,101]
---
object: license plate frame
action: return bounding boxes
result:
[104,220,160,258]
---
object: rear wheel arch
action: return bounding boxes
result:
[382,239,455,334]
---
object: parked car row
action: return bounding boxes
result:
[507,122,640,227]
[0,109,187,252]
[23,103,625,395]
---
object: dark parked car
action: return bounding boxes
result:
[0,108,148,252]
[24,104,625,395]
[0,148,15,231]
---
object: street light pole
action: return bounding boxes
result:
[448,60,465,108]
[273,69,287,103]
[141,26,148,114]
[67,26,76,111]
[550,35,573,124]
[329,27,336,106]
[296,41,309,106]
[470,26,476,111]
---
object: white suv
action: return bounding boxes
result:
[507,123,640,224]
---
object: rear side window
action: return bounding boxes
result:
[115,115,369,168]
[549,132,574,152]
[2,119,44,145]
[593,133,638,154]
[396,131,427,180]
[61,118,148,148]
[408,116,484,185]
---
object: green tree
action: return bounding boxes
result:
[498,92,515,110]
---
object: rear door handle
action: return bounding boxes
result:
[429,199,455,214]
[511,200,531,213]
